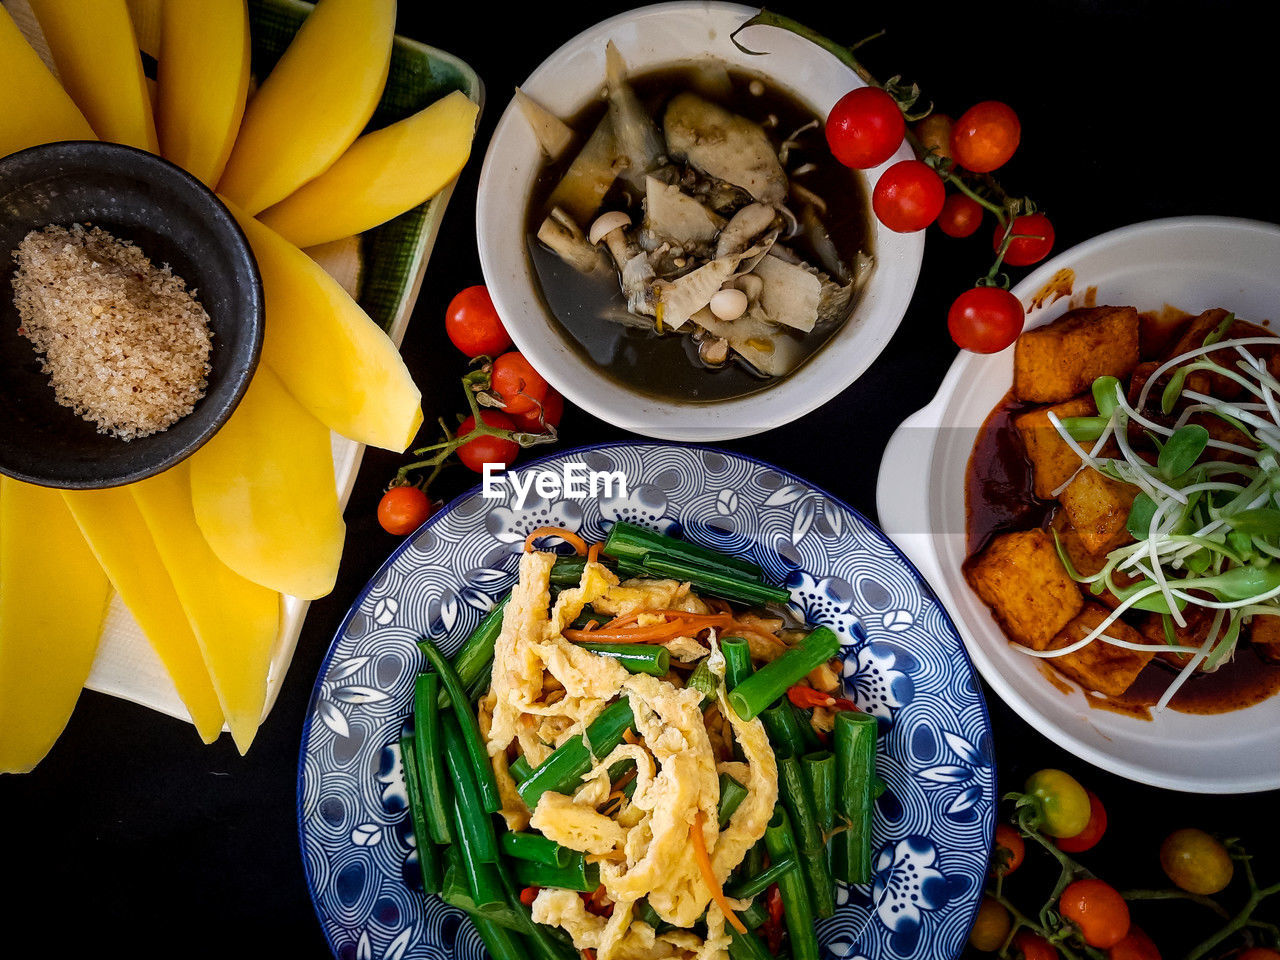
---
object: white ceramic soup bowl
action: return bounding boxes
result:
[476,1,923,441]
[878,216,1280,793]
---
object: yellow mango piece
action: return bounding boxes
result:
[62,487,225,744]
[0,6,96,158]
[190,365,345,600]
[26,0,159,152]
[0,478,111,774]
[258,90,479,248]
[156,0,250,187]
[217,0,395,214]
[232,207,423,451]
[125,0,162,58]
[132,463,281,755]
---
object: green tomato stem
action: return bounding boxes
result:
[1117,888,1230,921]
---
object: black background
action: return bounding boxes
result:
[1,1,1277,957]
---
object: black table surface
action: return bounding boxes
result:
[2,1,1277,956]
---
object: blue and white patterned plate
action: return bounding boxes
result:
[298,443,995,960]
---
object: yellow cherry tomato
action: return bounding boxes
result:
[1160,828,1234,895]
[968,897,1011,952]
[1024,768,1091,838]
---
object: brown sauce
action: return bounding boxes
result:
[965,382,1280,717]
[526,64,873,403]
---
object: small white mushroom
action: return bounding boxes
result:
[698,336,731,366]
[731,274,764,302]
[589,210,632,245]
[709,287,749,321]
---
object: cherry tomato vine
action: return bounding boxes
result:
[969,768,1279,960]
[376,286,562,535]
[732,9,1058,354]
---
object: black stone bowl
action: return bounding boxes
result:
[0,141,263,489]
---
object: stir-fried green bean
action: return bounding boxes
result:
[418,635,502,812]
[804,750,836,836]
[721,636,753,690]
[728,627,840,720]
[512,855,600,893]
[831,710,878,885]
[728,927,775,960]
[602,521,763,579]
[500,831,574,868]
[725,856,797,900]
[718,772,749,828]
[440,714,499,863]
[764,805,818,960]
[517,699,635,809]
[398,735,441,893]
[578,641,670,676]
[412,673,453,844]
[439,597,508,708]
[778,755,835,918]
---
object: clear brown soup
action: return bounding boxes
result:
[526,64,874,403]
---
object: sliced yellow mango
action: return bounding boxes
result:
[216,0,395,214]
[258,90,478,248]
[26,0,159,152]
[0,478,111,774]
[132,463,281,755]
[189,365,345,600]
[0,6,96,158]
[125,0,162,59]
[231,207,423,451]
[156,0,250,187]
[62,487,225,745]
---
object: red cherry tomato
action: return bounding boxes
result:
[1237,951,1280,960]
[377,485,432,535]
[996,213,1056,266]
[1059,879,1130,948]
[872,160,946,233]
[1012,931,1058,960]
[947,287,1025,354]
[445,285,511,357]
[938,193,983,238]
[1055,791,1107,853]
[951,101,1021,173]
[992,823,1025,876]
[508,385,564,432]
[1107,927,1161,960]
[825,87,905,169]
[456,410,519,473]
[490,351,548,415]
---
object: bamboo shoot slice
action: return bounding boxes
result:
[0,478,111,774]
[216,0,395,214]
[62,488,225,744]
[132,463,281,754]
[257,90,478,248]
[0,6,96,158]
[232,208,423,452]
[156,0,251,187]
[26,0,159,152]
[189,365,345,600]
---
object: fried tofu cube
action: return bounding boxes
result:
[1013,306,1141,403]
[1048,511,1138,609]
[1165,309,1277,400]
[1249,615,1280,665]
[1059,468,1138,554]
[1014,396,1095,498]
[964,529,1084,650]
[1046,602,1152,697]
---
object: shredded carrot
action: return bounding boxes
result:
[623,729,641,746]
[564,612,737,644]
[691,810,747,934]
[523,526,588,555]
[587,541,602,565]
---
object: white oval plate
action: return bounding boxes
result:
[876,216,1280,793]
[476,1,923,441]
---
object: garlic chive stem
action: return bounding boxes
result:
[1112,410,1187,503]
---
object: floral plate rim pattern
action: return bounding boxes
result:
[297,441,996,960]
